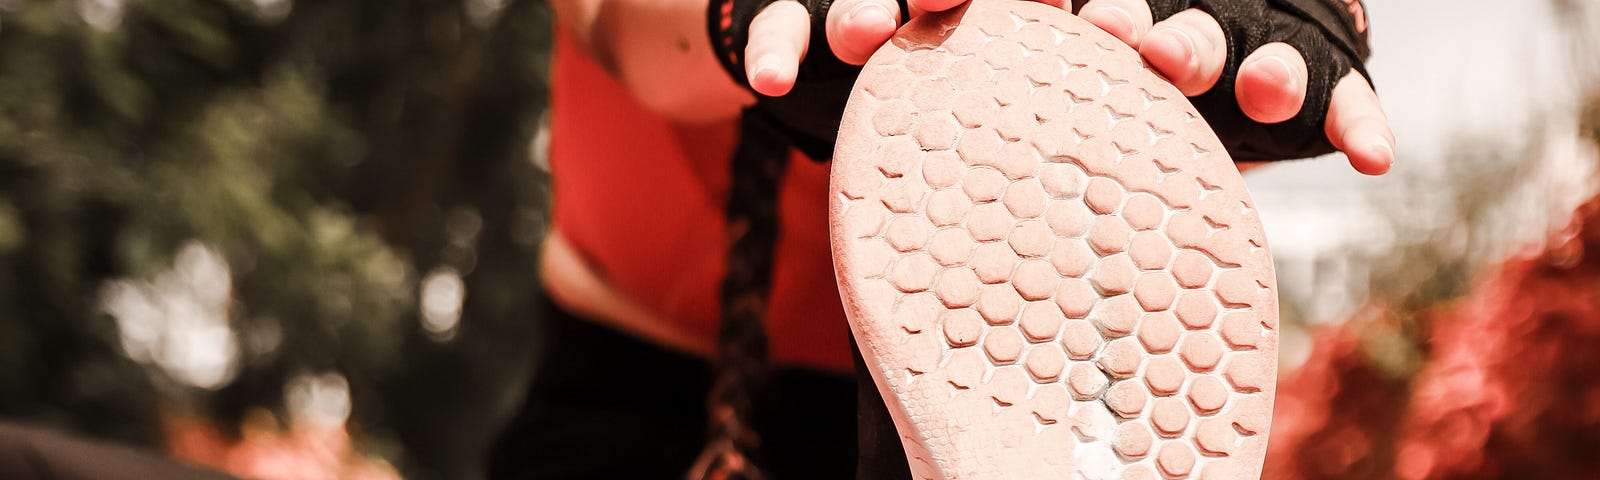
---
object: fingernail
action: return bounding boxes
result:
[1371,135,1394,162]
[1364,134,1394,174]
[1083,5,1137,43]
[1149,27,1197,74]
[1248,56,1296,92]
[848,2,892,25]
[753,53,781,85]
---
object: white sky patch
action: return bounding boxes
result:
[77,0,124,31]
[529,112,552,173]
[420,267,465,341]
[251,0,292,22]
[1368,0,1586,163]
[465,0,509,27]
[101,241,241,390]
[285,371,352,427]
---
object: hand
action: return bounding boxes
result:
[738,0,1394,174]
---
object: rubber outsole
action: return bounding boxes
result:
[829,1,1280,478]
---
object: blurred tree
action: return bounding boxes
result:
[0,0,553,478]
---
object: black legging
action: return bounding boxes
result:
[486,302,870,479]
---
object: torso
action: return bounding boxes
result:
[543,26,853,373]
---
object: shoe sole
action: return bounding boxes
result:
[829,1,1279,478]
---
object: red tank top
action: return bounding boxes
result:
[548,27,852,372]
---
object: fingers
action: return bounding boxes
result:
[745,1,811,96]
[1234,43,1308,123]
[1324,70,1395,175]
[1141,12,1310,123]
[1077,0,1154,46]
[1124,4,1382,172]
[826,0,902,65]
[1137,8,1225,96]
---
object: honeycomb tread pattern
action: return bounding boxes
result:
[830,1,1280,478]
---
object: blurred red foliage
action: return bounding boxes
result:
[1267,197,1600,479]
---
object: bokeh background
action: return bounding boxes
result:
[0,0,1596,479]
[0,0,552,478]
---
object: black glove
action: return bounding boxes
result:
[1145,0,1371,160]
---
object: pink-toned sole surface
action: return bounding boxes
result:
[829,1,1280,478]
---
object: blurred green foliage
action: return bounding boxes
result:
[0,0,553,478]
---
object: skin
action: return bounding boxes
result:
[748,0,1396,174]
[550,0,754,124]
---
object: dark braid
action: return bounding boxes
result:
[690,108,793,480]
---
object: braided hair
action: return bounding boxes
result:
[689,109,794,480]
